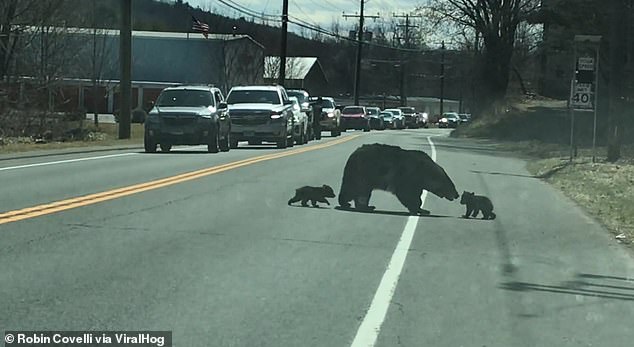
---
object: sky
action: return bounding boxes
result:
[189,0,425,33]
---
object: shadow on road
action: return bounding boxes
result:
[500,273,634,302]
[469,170,537,179]
[333,205,454,218]
[139,150,214,154]
[287,204,330,209]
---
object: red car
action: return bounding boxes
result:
[341,106,371,132]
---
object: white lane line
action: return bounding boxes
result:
[0,153,138,172]
[350,136,436,347]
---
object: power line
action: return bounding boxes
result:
[216,0,281,22]
[287,16,426,53]
[223,0,279,18]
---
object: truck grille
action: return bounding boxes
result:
[232,117,269,126]
[162,116,196,126]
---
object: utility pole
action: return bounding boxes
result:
[394,13,421,106]
[119,0,131,139]
[344,1,378,106]
[278,0,289,86]
[439,40,445,117]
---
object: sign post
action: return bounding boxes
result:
[571,35,601,162]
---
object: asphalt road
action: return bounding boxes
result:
[1,129,634,347]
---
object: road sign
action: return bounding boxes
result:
[577,57,595,71]
[571,55,598,111]
[571,86,593,109]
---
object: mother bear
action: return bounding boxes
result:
[338,143,459,215]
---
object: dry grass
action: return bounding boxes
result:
[0,123,144,154]
[455,97,634,249]
[527,157,634,247]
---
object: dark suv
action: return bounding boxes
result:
[144,85,231,153]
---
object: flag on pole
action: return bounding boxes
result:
[192,16,209,38]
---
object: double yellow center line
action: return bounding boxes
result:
[0,135,360,225]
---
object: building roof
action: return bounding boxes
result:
[263,57,321,80]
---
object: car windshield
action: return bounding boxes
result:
[287,91,308,104]
[459,114,469,120]
[314,99,335,109]
[399,107,415,114]
[227,90,281,105]
[367,108,379,116]
[343,107,364,114]
[380,112,393,119]
[156,90,213,107]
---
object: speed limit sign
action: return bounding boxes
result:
[571,83,593,109]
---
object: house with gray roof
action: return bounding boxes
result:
[264,56,328,95]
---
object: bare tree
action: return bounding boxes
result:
[222,37,264,93]
[0,0,41,81]
[425,0,541,115]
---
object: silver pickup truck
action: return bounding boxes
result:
[226,85,295,149]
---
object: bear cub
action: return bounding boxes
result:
[288,185,336,207]
[460,191,496,220]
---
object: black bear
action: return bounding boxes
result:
[460,191,496,220]
[338,143,459,215]
[288,185,336,207]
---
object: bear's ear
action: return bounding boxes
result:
[468,191,475,196]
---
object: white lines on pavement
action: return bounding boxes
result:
[0,153,138,172]
[350,136,436,347]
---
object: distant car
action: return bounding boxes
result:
[341,105,371,132]
[226,85,295,148]
[398,106,419,128]
[384,108,406,129]
[380,111,396,129]
[458,113,471,124]
[439,112,460,128]
[366,107,385,130]
[310,96,342,137]
[289,96,309,145]
[418,112,429,128]
[144,85,231,153]
[287,89,314,140]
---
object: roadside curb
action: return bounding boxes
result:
[0,145,144,161]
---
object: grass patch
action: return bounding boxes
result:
[526,157,634,247]
[455,97,634,249]
[0,123,144,154]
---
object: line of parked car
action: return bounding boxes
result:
[141,84,439,153]
[337,105,430,131]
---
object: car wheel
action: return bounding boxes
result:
[287,133,295,147]
[144,133,156,153]
[207,129,219,153]
[219,131,230,152]
[160,143,172,152]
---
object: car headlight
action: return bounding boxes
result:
[327,112,334,118]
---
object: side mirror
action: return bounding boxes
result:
[218,102,228,110]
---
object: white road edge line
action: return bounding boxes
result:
[350,136,436,347]
[0,153,138,172]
